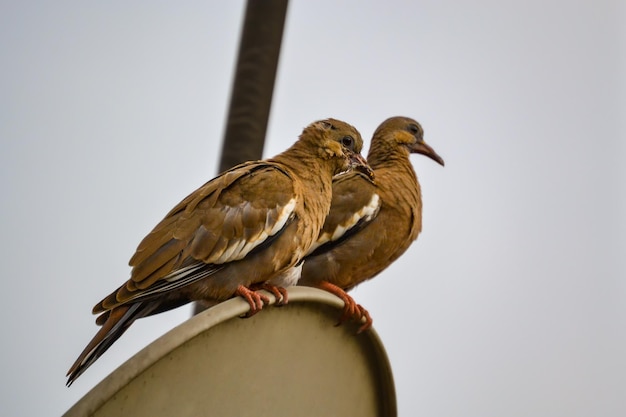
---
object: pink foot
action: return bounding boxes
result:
[317,281,373,333]
[235,285,270,317]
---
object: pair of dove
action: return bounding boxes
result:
[66,116,444,385]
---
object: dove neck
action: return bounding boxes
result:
[368,145,423,240]
[367,143,414,174]
[272,144,337,185]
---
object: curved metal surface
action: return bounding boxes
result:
[64,287,396,417]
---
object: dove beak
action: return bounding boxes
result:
[349,153,375,180]
[410,141,445,166]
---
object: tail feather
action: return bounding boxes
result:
[66,302,149,386]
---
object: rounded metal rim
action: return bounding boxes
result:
[64,286,396,416]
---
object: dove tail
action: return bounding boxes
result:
[66,302,146,386]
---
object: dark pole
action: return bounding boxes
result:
[218,0,289,173]
[194,0,289,315]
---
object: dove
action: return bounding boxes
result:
[298,116,444,332]
[67,118,372,385]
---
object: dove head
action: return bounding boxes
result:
[369,116,445,167]
[303,118,374,179]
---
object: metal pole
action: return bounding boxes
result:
[218,0,289,173]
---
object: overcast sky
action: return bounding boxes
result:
[1,1,625,416]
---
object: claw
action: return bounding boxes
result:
[355,305,372,334]
[235,285,270,317]
[249,283,289,305]
[261,283,289,305]
[317,281,373,332]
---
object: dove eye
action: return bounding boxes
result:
[407,124,419,134]
[341,136,354,149]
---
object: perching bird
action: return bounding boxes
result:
[66,118,372,385]
[298,116,444,332]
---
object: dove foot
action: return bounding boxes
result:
[235,285,270,317]
[260,283,289,305]
[318,281,372,333]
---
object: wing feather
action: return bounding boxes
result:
[307,171,381,255]
[93,162,297,313]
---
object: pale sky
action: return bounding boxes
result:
[1,1,625,416]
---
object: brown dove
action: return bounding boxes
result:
[66,118,372,385]
[298,116,444,332]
